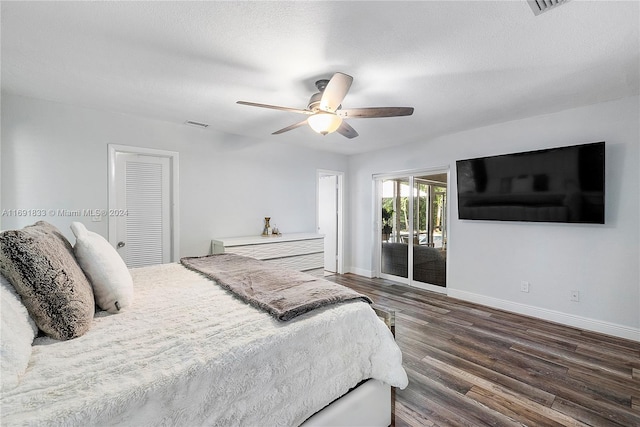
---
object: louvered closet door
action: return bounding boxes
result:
[114,153,171,268]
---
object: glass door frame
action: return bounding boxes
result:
[373,166,449,294]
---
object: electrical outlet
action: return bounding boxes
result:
[520,281,530,293]
[570,290,580,302]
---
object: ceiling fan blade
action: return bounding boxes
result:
[336,121,359,139]
[237,101,312,115]
[272,119,309,135]
[319,72,353,113]
[337,107,414,118]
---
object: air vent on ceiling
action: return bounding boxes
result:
[184,120,209,128]
[527,0,570,16]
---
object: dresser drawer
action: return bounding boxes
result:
[250,238,323,260]
[223,245,256,257]
[211,233,325,274]
[262,252,323,272]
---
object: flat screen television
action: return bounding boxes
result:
[456,141,605,224]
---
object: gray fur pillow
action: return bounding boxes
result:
[0,221,95,340]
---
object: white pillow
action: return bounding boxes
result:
[1,275,38,391]
[71,222,133,314]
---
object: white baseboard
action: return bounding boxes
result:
[347,267,373,278]
[448,289,640,342]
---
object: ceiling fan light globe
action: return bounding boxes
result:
[308,112,342,135]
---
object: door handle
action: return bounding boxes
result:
[117,241,126,248]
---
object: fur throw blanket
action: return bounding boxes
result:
[181,254,372,321]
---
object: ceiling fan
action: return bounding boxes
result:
[237,72,414,139]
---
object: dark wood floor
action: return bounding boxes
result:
[326,274,640,427]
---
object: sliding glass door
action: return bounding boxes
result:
[378,170,448,291]
[412,175,447,287]
[381,178,410,278]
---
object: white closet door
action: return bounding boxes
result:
[114,153,171,268]
[318,174,337,273]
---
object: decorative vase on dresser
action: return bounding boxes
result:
[211,233,325,277]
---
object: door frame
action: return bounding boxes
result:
[108,144,180,262]
[373,166,449,293]
[316,169,344,274]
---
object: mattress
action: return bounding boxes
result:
[1,263,408,426]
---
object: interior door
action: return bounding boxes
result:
[113,152,172,268]
[318,174,338,273]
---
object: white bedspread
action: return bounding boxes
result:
[1,263,408,426]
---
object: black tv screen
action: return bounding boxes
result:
[456,142,605,224]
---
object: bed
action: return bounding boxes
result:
[0,222,408,426]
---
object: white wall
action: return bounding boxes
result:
[1,94,348,257]
[348,96,639,340]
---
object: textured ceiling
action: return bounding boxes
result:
[1,1,638,155]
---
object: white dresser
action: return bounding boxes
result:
[211,233,325,277]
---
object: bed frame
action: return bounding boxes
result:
[302,379,391,426]
[302,305,397,427]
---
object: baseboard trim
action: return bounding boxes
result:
[448,289,640,342]
[347,267,374,278]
